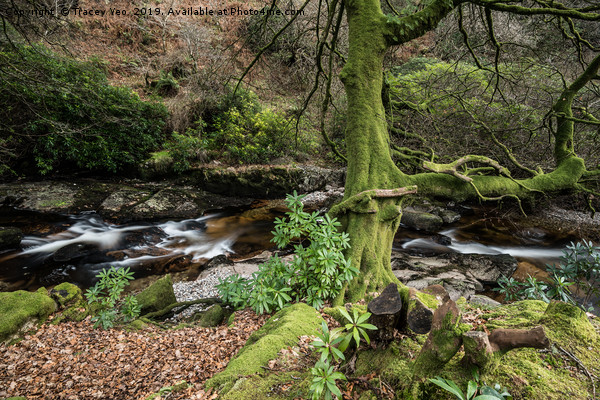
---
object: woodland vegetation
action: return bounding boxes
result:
[1,0,600,398]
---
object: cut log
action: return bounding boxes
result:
[367,283,403,341]
[399,288,439,334]
[412,299,465,377]
[462,326,549,370]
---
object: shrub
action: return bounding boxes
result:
[494,240,600,311]
[217,191,358,314]
[0,43,168,175]
[84,266,141,329]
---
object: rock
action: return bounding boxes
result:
[50,282,89,323]
[437,208,461,224]
[468,294,501,308]
[0,288,57,344]
[401,211,443,232]
[50,282,83,308]
[193,304,227,327]
[136,274,177,315]
[53,243,98,262]
[0,227,22,250]
[392,252,517,300]
[512,261,549,282]
[179,165,345,198]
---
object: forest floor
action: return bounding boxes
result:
[0,310,269,400]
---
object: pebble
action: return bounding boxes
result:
[169,264,258,322]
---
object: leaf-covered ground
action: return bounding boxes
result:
[0,310,269,400]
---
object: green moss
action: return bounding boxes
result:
[481,300,548,330]
[227,312,236,326]
[0,290,56,343]
[414,291,439,310]
[355,341,415,388]
[126,319,149,331]
[136,274,177,315]
[539,301,596,343]
[193,304,227,327]
[205,303,323,394]
[221,371,311,400]
[50,282,83,307]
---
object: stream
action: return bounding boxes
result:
[0,204,582,291]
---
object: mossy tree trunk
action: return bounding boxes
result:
[334,0,600,303]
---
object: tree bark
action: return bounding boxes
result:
[462,326,549,370]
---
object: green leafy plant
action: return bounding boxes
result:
[312,321,345,363]
[494,240,600,310]
[336,307,377,352]
[309,360,346,400]
[84,266,141,329]
[217,191,358,314]
[429,375,512,400]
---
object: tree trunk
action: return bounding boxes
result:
[334,0,411,303]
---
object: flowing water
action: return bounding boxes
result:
[0,205,581,291]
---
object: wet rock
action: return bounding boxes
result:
[512,261,549,282]
[0,227,22,250]
[467,294,501,308]
[401,211,443,232]
[179,165,345,198]
[392,251,517,300]
[53,243,98,262]
[436,209,461,224]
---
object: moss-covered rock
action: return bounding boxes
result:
[49,282,89,324]
[0,289,56,344]
[205,303,323,394]
[0,227,22,250]
[192,304,228,327]
[126,319,149,331]
[50,282,83,308]
[136,274,177,315]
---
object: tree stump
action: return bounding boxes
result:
[367,283,403,341]
[399,288,439,334]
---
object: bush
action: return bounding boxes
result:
[0,43,168,175]
[84,266,141,329]
[217,191,358,314]
[494,240,600,311]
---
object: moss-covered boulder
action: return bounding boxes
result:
[50,282,83,308]
[0,289,56,344]
[0,227,22,250]
[193,304,228,327]
[136,274,177,315]
[205,303,323,395]
[49,282,89,323]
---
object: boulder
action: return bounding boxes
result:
[50,282,88,323]
[193,304,227,327]
[0,288,56,344]
[0,227,22,250]
[136,274,177,315]
[401,211,443,232]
